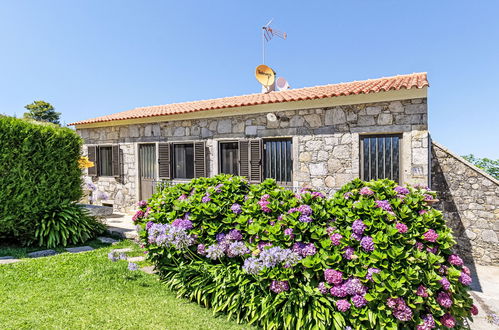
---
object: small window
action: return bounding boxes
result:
[360,135,400,182]
[98,146,113,176]
[173,143,194,179]
[219,142,239,175]
[264,139,292,183]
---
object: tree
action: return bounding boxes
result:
[462,154,499,179]
[23,100,61,125]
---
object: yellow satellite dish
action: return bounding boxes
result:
[255,64,275,87]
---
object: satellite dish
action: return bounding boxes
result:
[255,64,276,87]
[266,113,278,122]
[276,77,290,91]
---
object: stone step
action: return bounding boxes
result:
[65,246,94,253]
[112,248,132,253]
[0,256,22,265]
[97,236,120,244]
[127,256,145,262]
[140,265,157,274]
[27,250,58,258]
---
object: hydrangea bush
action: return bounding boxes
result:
[135,174,477,329]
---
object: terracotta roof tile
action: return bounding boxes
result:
[69,72,428,126]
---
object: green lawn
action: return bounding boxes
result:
[0,240,250,330]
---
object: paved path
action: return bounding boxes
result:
[469,264,499,329]
[103,212,138,239]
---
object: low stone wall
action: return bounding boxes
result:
[431,141,499,265]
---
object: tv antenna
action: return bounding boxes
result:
[262,19,287,64]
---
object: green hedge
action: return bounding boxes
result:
[0,116,84,242]
[136,175,477,329]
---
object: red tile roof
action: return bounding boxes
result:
[69,72,428,126]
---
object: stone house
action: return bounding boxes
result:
[70,72,498,265]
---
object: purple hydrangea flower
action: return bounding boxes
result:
[330,233,342,246]
[396,222,408,233]
[146,221,154,230]
[270,280,289,293]
[350,233,363,241]
[462,265,471,275]
[292,242,316,257]
[419,209,428,215]
[417,314,435,330]
[127,262,139,271]
[415,242,424,251]
[132,210,145,222]
[336,299,351,312]
[343,191,354,199]
[318,282,328,294]
[214,184,224,193]
[394,186,410,195]
[439,277,451,290]
[359,187,374,196]
[423,229,439,242]
[343,246,355,260]
[423,194,434,202]
[137,200,147,207]
[231,203,242,214]
[459,272,472,286]
[440,313,456,328]
[298,215,313,223]
[202,194,211,203]
[108,252,118,262]
[436,291,453,308]
[171,218,193,230]
[216,233,226,243]
[375,200,393,212]
[147,223,195,249]
[258,194,272,213]
[343,278,366,295]
[352,294,368,308]
[416,285,429,298]
[178,194,187,200]
[360,236,375,252]
[448,254,463,266]
[366,268,380,281]
[387,298,413,321]
[330,285,348,297]
[324,269,343,285]
[284,228,294,238]
[352,219,366,235]
[311,191,325,198]
[227,229,243,241]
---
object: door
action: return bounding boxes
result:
[139,144,157,201]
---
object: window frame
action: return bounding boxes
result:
[218,140,240,176]
[172,142,195,180]
[97,145,113,177]
[359,134,402,182]
[263,137,293,185]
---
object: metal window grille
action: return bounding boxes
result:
[361,135,400,182]
[264,139,292,184]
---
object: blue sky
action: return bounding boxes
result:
[1,1,498,157]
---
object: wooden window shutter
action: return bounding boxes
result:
[111,145,121,177]
[158,143,171,179]
[194,141,207,178]
[87,146,98,177]
[238,140,250,179]
[249,139,263,183]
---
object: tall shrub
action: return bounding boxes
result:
[0,116,83,241]
[136,175,477,329]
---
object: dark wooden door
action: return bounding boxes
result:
[139,144,156,201]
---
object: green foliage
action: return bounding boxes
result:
[462,154,499,179]
[23,100,61,125]
[0,116,89,245]
[30,202,106,248]
[136,175,476,329]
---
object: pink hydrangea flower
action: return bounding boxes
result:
[416,285,429,298]
[419,209,428,215]
[423,229,439,242]
[336,299,351,312]
[470,304,479,315]
[324,269,343,285]
[436,291,453,308]
[330,233,342,246]
[395,222,408,233]
[462,265,471,275]
[459,272,472,286]
[448,254,464,267]
[439,277,451,290]
[359,187,374,196]
[440,313,456,328]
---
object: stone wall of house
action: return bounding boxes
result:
[431,142,499,266]
[78,98,428,212]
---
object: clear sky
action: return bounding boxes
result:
[1,1,498,157]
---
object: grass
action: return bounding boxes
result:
[0,240,250,329]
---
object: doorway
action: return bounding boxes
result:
[139,144,157,201]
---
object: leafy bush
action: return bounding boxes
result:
[136,175,477,329]
[0,116,97,245]
[30,202,106,248]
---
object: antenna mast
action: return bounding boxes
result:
[262,19,286,64]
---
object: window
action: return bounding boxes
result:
[98,146,113,176]
[264,139,292,183]
[173,143,194,179]
[360,135,400,182]
[219,142,239,175]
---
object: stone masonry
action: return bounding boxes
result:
[431,142,499,266]
[78,98,429,212]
